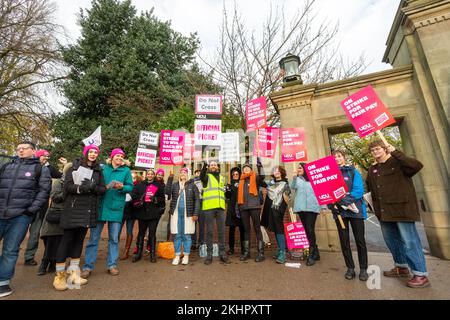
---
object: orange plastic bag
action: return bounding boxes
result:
[157,242,175,259]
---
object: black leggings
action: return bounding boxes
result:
[335,217,368,270]
[240,209,263,242]
[137,218,160,243]
[55,228,88,263]
[229,225,245,249]
[297,211,318,249]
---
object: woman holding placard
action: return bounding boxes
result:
[131,169,166,263]
[52,145,106,291]
[330,150,368,281]
[260,166,291,264]
[291,163,323,266]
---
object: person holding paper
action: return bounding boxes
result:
[291,163,324,267]
[224,167,245,256]
[260,166,291,264]
[237,163,265,262]
[366,140,429,288]
[166,167,200,265]
[131,169,166,263]
[81,149,133,278]
[53,144,106,291]
[330,150,368,281]
[199,161,228,265]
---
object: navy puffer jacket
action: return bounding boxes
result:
[0,156,51,219]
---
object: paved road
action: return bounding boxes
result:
[3,240,448,300]
[361,213,430,254]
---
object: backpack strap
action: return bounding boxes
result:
[35,163,42,181]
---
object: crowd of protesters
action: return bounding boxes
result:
[0,139,430,297]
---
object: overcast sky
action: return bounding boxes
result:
[50,0,401,109]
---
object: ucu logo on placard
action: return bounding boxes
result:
[319,194,331,200]
[359,123,373,131]
[161,157,170,161]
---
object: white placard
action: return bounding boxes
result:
[138,131,159,147]
[194,119,222,146]
[135,148,157,169]
[219,132,240,162]
[195,95,223,115]
[82,126,102,146]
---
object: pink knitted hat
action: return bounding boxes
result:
[83,144,100,157]
[156,168,165,176]
[180,167,189,174]
[35,149,50,158]
[110,148,125,159]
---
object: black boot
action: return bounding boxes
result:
[359,269,368,281]
[306,246,319,266]
[36,258,50,276]
[255,241,265,262]
[150,237,157,263]
[240,241,250,261]
[204,255,213,265]
[345,268,356,280]
[48,259,56,273]
[132,237,144,263]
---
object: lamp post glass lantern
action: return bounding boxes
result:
[279,53,302,84]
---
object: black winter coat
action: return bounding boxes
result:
[132,179,166,220]
[166,179,200,217]
[0,156,51,219]
[224,179,243,227]
[59,159,106,229]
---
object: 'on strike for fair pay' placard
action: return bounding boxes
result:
[340,85,396,137]
[305,156,348,205]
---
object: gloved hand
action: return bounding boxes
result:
[150,196,157,204]
[80,179,96,194]
[338,194,356,206]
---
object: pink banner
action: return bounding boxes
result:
[159,130,185,165]
[284,222,310,250]
[144,184,158,202]
[340,85,396,137]
[305,156,348,205]
[183,133,202,162]
[253,127,279,158]
[246,96,267,132]
[281,128,307,162]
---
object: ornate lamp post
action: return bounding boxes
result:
[279,53,303,86]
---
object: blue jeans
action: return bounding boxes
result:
[0,215,32,285]
[83,221,121,271]
[380,221,428,276]
[173,195,192,255]
[121,218,135,236]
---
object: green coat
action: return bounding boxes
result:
[98,164,133,222]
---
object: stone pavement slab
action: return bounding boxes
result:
[3,240,450,300]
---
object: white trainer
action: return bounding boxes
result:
[172,255,181,265]
[181,255,189,265]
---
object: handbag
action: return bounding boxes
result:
[45,208,61,224]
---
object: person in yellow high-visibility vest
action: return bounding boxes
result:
[199,160,229,265]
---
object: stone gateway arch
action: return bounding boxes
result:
[270,0,450,259]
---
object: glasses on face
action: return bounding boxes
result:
[16,146,31,152]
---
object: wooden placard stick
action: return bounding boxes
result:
[376,130,389,147]
[337,213,346,229]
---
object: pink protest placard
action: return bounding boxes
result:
[281,128,307,162]
[144,184,158,202]
[253,127,279,158]
[159,130,185,165]
[284,221,310,250]
[246,96,267,132]
[305,155,348,205]
[340,85,396,137]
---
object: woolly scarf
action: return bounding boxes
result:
[267,180,288,210]
[238,172,258,205]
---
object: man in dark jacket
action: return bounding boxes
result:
[0,141,52,298]
[367,140,429,288]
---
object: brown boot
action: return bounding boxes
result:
[383,267,411,278]
[120,235,133,260]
